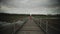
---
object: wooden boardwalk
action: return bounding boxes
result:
[16,19,44,34]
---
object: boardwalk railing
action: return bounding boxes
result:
[0,18,28,34]
[33,17,60,34]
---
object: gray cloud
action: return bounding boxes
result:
[0,0,60,15]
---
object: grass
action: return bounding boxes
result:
[0,13,29,23]
[32,15,60,19]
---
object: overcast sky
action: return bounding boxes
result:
[0,0,60,15]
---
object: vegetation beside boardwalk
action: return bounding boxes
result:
[0,13,60,22]
[32,14,60,19]
[0,13,29,22]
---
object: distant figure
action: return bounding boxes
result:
[29,13,32,19]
